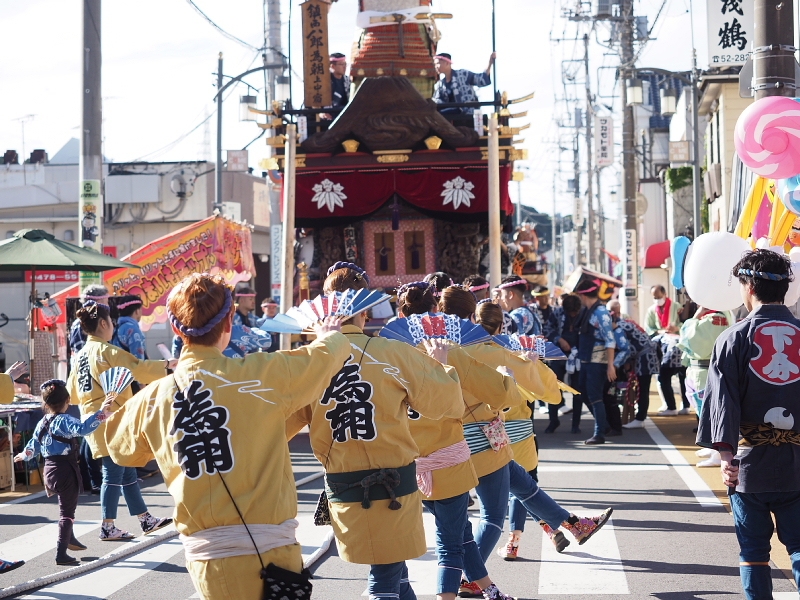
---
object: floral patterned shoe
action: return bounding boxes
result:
[561,508,613,545]
[539,521,570,553]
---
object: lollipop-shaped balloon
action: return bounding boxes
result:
[735,96,800,179]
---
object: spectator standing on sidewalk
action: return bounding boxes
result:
[698,249,800,600]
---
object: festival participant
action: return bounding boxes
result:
[394,282,518,600]
[552,294,583,423]
[14,380,115,565]
[608,301,659,430]
[256,298,281,352]
[679,307,732,467]
[424,271,454,297]
[605,313,632,437]
[469,300,609,568]
[287,267,468,600]
[329,52,350,108]
[111,295,147,360]
[463,275,491,301]
[68,284,109,355]
[573,279,616,445]
[531,285,561,418]
[233,286,258,328]
[496,275,542,336]
[432,52,495,115]
[698,249,800,599]
[67,301,174,541]
[105,273,348,600]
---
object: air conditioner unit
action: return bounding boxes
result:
[596,0,611,16]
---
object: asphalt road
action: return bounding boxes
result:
[1,412,797,600]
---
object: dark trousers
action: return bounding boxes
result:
[604,380,622,433]
[43,458,80,555]
[658,366,688,410]
[574,363,608,437]
[79,438,102,490]
[547,361,567,427]
[634,374,653,421]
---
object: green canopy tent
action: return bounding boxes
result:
[0,229,138,386]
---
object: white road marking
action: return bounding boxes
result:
[0,521,97,563]
[537,513,629,595]
[0,491,48,509]
[538,465,670,473]
[17,538,184,599]
[773,594,800,599]
[296,512,335,565]
[644,420,722,508]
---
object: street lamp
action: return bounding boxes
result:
[625,66,702,239]
[626,78,644,106]
[239,95,258,122]
[660,88,678,117]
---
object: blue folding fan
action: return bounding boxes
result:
[99,367,134,397]
[379,312,491,346]
[282,289,391,330]
[255,314,304,334]
[492,334,567,360]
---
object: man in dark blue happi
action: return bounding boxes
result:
[698,249,800,599]
[432,52,495,115]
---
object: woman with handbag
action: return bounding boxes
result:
[441,290,613,596]
[67,300,175,541]
[105,273,350,600]
[288,264,467,600]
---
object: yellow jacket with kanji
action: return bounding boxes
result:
[104,333,350,544]
[68,335,169,459]
[503,358,560,471]
[0,374,14,404]
[286,325,463,565]
[459,343,526,478]
[408,346,517,501]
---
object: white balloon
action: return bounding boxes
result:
[684,232,751,311]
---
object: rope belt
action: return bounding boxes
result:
[740,423,800,447]
[326,463,417,510]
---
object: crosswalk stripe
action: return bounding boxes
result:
[537,513,628,595]
[538,465,670,473]
[0,521,97,563]
[644,420,722,508]
[17,538,185,599]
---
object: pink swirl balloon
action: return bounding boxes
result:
[735,96,800,179]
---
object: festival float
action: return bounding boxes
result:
[262,0,534,296]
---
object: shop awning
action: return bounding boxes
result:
[644,239,671,268]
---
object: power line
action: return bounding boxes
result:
[185,0,261,51]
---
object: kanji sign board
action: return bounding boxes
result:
[707,0,753,68]
[302,0,332,108]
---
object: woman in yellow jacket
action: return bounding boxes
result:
[67,301,174,541]
[438,288,613,593]
[474,301,569,560]
[105,273,350,600]
[287,264,468,600]
[394,280,518,600]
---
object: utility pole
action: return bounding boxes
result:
[596,168,605,273]
[583,33,596,270]
[552,173,559,283]
[690,52,702,238]
[215,53,223,211]
[78,0,103,291]
[753,0,795,101]
[620,0,639,322]
[573,111,583,267]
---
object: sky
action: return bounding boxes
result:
[0,0,710,222]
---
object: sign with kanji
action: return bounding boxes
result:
[706,0,753,68]
[623,228,638,298]
[302,0,331,108]
[594,116,614,168]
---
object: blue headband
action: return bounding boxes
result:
[738,268,790,281]
[168,287,233,337]
[40,379,66,391]
[327,262,370,285]
[397,281,430,296]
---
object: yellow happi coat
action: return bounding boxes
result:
[0,373,14,404]
[460,343,549,477]
[104,334,350,600]
[286,325,464,565]
[68,335,168,459]
[408,346,518,501]
[502,359,560,471]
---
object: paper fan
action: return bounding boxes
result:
[379,312,491,346]
[100,367,134,396]
[492,334,567,360]
[284,289,391,329]
[254,314,304,334]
